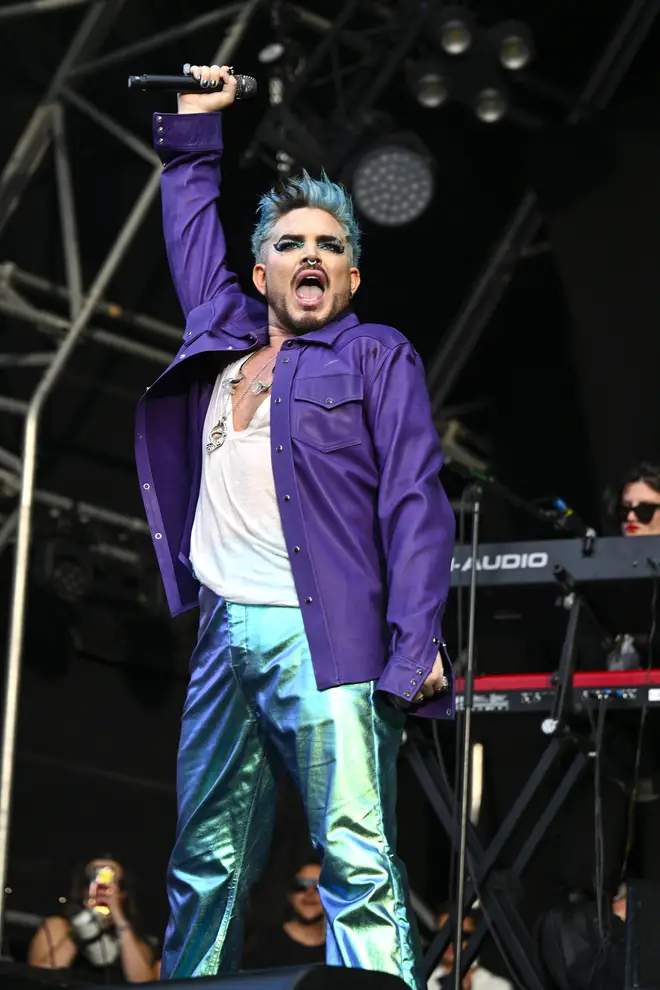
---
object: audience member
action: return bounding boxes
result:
[242,858,326,970]
[28,855,154,984]
[427,904,512,990]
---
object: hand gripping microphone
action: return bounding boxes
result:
[127,71,257,99]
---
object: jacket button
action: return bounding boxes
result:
[305,597,312,604]
[433,637,439,644]
[293,546,300,553]
[228,345,233,350]
[276,445,283,452]
[404,691,411,699]
[326,398,333,405]
[283,495,291,502]
[158,137,164,144]
[156,115,162,122]
[283,357,289,363]
[410,679,417,686]
[154,533,162,540]
[143,483,150,490]
[275,398,282,404]
[416,669,423,676]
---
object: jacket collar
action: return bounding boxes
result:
[295,308,360,347]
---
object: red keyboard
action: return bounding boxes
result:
[455,670,660,714]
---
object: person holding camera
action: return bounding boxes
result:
[28,856,154,984]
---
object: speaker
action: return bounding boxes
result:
[625,881,660,989]
[100,966,408,990]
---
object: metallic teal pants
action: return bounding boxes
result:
[161,589,423,988]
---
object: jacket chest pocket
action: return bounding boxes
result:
[291,374,363,452]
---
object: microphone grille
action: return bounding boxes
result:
[236,74,258,99]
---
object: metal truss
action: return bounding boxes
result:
[243,0,445,175]
[0,0,270,942]
[425,0,660,416]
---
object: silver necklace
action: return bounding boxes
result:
[206,352,277,453]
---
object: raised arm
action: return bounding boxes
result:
[366,342,456,715]
[154,64,247,319]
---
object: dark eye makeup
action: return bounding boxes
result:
[273,236,345,254]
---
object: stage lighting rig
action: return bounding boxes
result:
[491,20,535,71]
[348,135,435,227]
[406,59,450,109]
[411,9,534,124]
[433,6,475,56]
[474,86,508,123]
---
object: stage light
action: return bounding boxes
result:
[407,61,449,109]
[35,536,94,605]
[350,139,435,227]
[474,87,507,123]
[492,21,535,71]
[434,6,474,55]
[258,42,286,64]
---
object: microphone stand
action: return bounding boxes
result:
[446,459,596,548]
[453,483,481,990]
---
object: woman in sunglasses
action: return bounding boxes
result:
[611,462,660,536]
[242,858,326,970]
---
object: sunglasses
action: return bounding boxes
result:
[617,502,660,525]
[292,876,320,893]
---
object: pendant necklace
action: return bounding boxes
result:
[206,352,277,453]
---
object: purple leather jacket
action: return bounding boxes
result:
[135,111,456,718]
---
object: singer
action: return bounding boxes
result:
[136,63,455,989]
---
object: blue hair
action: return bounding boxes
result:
[251,169,361,267]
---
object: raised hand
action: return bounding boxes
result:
[177,64,238,115]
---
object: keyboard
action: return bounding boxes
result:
[455,670,660,714]
[450,534,660,588]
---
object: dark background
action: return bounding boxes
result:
[1,0,660,956]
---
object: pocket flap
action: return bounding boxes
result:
[294,374,363,409]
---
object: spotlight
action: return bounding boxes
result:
[491,21,535,71]
[474,87,507,123]
[407,60,450,109]
[434,6,475,56]
[258,42,286,65]
[350,138,435,227]
[35,537,94,605]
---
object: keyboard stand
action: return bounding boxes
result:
[404,727,590,990]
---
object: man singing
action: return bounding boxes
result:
[136,64,455,989]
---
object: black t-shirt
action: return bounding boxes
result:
[243,926,325,970]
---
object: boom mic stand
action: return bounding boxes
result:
[452,483,482,990]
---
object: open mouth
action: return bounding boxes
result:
[294,270,327,308]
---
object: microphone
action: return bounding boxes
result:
[127,73,257,99]
[549,498,595,540]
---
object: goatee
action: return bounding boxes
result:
[268,290,348,336]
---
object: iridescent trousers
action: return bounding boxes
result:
[161,589,423,989]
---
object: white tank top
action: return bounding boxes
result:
[190,357,298,607]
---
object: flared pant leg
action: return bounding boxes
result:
[236,603,424,990]
[160,593,278,979]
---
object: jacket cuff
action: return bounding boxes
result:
[153,112,223,158]
[376,653,432,702]
[376,648,456,720]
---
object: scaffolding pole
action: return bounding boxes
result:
[0,0,95,21]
